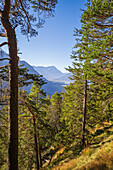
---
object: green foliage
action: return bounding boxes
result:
[0,106,8,169]
[0,0,113,169]
[0,0,57,38]
[61,82,83,145]
[0,67,53,169]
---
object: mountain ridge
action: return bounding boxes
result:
[33,65,72,84]
[0,48,70,96]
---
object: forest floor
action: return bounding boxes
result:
[44,122,113,170]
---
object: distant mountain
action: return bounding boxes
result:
[33,66,62,80]
[33,66,72,84]
[19,61,66,96]
[0,48,68,96]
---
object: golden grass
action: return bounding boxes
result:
[73,139,113,170]
[53,159,77,170]
[52,125,113,170]
[53,141,113,170]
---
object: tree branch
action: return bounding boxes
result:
[0,64,9,68]
[0,58,10,61]
[0,9,2,16]
[18,0,30,32]
[0,33,6,37]
[0,42,8,47]
[89,30,112,39]
[95,22,113,28]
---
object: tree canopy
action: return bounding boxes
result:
[0,0,57,38]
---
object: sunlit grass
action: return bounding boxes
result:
[52,123,113,170]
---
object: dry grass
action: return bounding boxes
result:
[52,124,113,170]
[53,141,113,170]
[73,140,113,170]
[52,159,77,170]
[78,149,113,170]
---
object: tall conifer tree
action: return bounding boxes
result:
[0,1,57,169]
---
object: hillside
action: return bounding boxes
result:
[46,123,113,170]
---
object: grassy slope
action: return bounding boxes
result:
[51,122,113,170]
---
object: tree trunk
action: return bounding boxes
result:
[0,80,3,104]
[37,129,42,168]
[81,79,87,147]
[36,91,42,168]
[25,102,41,169]
[33,116,39,170]
[1,1,18,169]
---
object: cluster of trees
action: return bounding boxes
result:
[0,0,57,169]
[0,0,113,169]
[66,0,113,146]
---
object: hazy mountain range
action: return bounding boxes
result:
[33,66,71,84]
[0,48,72,96]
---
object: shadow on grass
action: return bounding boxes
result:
[48,124,113,168]
[90,124,113,148]
[49,142,83,168]
[93,124,113,137]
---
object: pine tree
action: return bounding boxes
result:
[0,64,49,169]
[26,82,46,169]
[66,0,113,146]
[81,0,113,125]
[0,1,57,169]
[49,92,62,134]
[18,82,54,168]
[61,82,84,145]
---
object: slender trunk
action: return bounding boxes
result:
[81,79,87,147]
[0,80,3,103]
[25,103,40,169]
[33,115,39,170]
[37,129,42,167]
[1,2,18,169]
[36,91,42,167]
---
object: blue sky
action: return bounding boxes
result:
[1,0,87,73]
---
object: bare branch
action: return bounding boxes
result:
[0,33,6,37]
[0,58,10,61]
[15,1,30,33]
[0,65,9,68]
[0,9,2,16]
[0,42,8,47]
[18,0,30,32]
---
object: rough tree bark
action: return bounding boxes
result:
[1,0,18,169]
